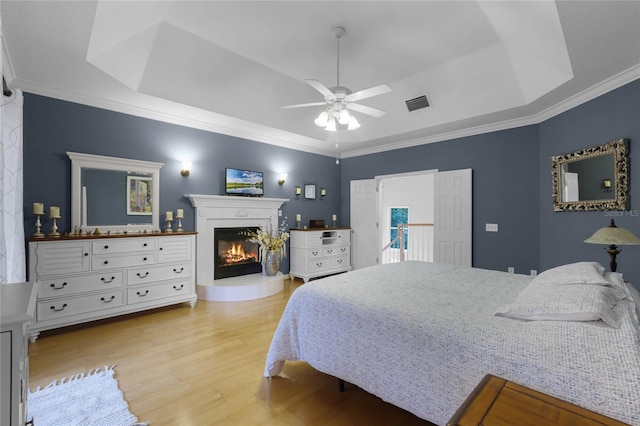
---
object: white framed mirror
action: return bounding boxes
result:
[551,139,629,212]
[68,152,164,233]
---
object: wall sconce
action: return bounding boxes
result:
[181,161,192,177]
[320,188,326,198]
[602,179,612,192]
[295,186,302,199]
[278,173,287,185]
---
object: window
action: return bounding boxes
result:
[390,207,409,249]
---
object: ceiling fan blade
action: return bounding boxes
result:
[305,79,336,100]
[281,102,326,109]
[347,103,386,118]
[345,84,392,103]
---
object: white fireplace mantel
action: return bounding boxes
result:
[184,194,289,301]
[185,194,289,211]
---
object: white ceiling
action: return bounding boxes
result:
[3,1,639,158]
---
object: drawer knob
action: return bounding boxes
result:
[173,267,184,274]
[50,304,68,312]
[104,245,109,249]
[103,260,109,265]
[84,253,89,257]
[316,262,323,267]
[101,276,116,284]
[143,257,148,261]
[101,295,115,303]
[173,284,184,291]
[159,247,163,251]
[327,249,333,254]
[136,290,150,297]
[143,243,148,247]
[136,272,149,278]
[50,282,67,290]
[312,251,318,255]
[337,259,343,264]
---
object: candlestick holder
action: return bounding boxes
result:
[164,218,174,233]
[33,214,45,238]
[48,216,61,237]
[176,217,184,232]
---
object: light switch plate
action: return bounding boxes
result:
[486,223,498,232]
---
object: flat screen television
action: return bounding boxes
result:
[225,167,264,197]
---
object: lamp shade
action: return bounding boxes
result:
[584,220,640,245]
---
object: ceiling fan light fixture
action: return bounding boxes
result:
[347,116,360,130]
[314,110,329,127]
[338,108,351,125]
[325,118,337,132]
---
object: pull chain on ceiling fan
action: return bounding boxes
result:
[282,26,392,132]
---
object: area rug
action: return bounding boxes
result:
[28,365,148,426]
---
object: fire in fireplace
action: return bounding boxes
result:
[214,227,262,279]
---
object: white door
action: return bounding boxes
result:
[562,172,579,202]
[350,179,378,270]
[434,169,472,266]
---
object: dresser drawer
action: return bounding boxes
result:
[92,238,157,254]
[323,246,349,257]
[127,263,192,285]
[331,255,350,269]
[37,271,124,298]
[92,252,156,270]
[127,281,192,305]
[37,290,124,321]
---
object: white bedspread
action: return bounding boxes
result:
[264,261,640,425]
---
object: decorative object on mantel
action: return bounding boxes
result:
[48,206,61,237]
[33,202,45,238]
[164,210,174,233]
[242,218,290,276]
[584,219,640,272]
[175,209,184,232]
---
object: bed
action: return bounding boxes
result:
[264,261,640,425]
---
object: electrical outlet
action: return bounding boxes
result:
[530,270,537,277]
[508,267,515,274]
[485,223,498,232]
[278,210,282,217]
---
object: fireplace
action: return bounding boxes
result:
[214,227,262,279]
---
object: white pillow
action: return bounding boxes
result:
[531,262,608,286]
[495,284,620,328]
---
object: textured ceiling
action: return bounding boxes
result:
[3,1,639,158]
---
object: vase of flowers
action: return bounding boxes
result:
[242,219,290,276]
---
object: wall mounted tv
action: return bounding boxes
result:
[225,168,264,197]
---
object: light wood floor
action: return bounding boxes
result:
[29,278,435,425]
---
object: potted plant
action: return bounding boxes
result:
[242,219,290,276]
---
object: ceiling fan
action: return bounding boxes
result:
[282,26,392,131]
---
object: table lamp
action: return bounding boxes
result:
[584,219,640,272]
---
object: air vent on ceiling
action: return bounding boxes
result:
[405,95,430,112]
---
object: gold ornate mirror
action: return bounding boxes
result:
[551,138,629,212]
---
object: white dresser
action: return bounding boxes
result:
[27,233,197,341]
[0,282,36,426]
[289,228,351,282]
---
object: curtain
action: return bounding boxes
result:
[1,87,26,283]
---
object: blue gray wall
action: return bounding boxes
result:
[539,79,640,284]
[340,126,541,274]
[23,94,342,273]
[22,79,640,281]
